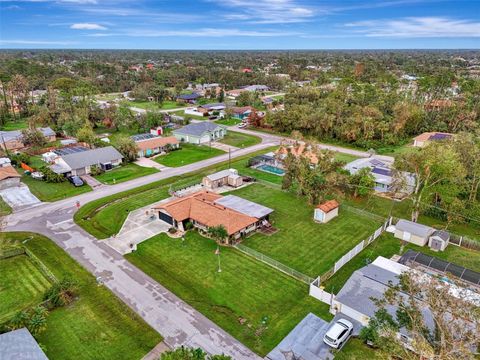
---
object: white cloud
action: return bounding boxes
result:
[346,17,480,38]
[70,22,107,30]
[0,39,76,45]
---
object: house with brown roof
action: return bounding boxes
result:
[132,134,179,158]
[153,191,273,242]
[413,132,453,147]
[0,165,21,190]
[314,200,339,223]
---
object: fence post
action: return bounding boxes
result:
[459,236,463,247]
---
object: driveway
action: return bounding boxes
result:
[267,313,362,360]
[0,185,41,211]
[135,157,167,170]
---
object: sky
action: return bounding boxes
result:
[0,0,479,49]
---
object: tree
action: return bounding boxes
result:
[207,225,229,244]
[360,271,480,360]
[39,165,66,183]
[348,167,375,197]
[21,128,47,147]
[76,125,96,146]
[115,136,138,163]
[394,142,465,222]
[161,347,231,360]
[43,278,78,308]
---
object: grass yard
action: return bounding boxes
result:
[171,110,207,120]
[94,163,158,185]
[22,175,91,202]
[333,152,360,164]
[218,131,261,148]
[334,338,383,359]
[0,232,161,360]
[0,254,52,323]
[126,231,331,356]
[124,100,185,111]
[0,118,28,131]
[232,184,383,277]
[155,143,225,167]
[215,118,242,126]
[0,197,12,216]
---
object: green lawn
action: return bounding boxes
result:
[0,254,52,323]
[333,152,360,164]
[233,184,382,277]
[0,197,12,216]
[171,110,207,120]
[124,100,185,111]
[95,92,122,101]
[94,163,158,185]
[126,231,331,356]
[155,143,225,167]
[215,118,242,126]
[0,232,161,360]
[0,119,28,131]
[218,131,261,148]
[334,338,383,359]
[22,175,92,202]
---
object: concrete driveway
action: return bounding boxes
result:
[0,185,41,211]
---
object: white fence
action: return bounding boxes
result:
[333,217,392,274]
[309,277,334,305]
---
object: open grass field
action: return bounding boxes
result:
[233,183,383,277]
[124,100,185,110]
[218,131,261,148]
[0,254,52,323]
[215,118,242,126]
[0,118,28,131]
[22,175,92,202]
[0,232,161,360]
[74,147,278,239]
[94,163,159,185]
[126,231,331,356]
[333,152,360,164]
[155,143,225,167]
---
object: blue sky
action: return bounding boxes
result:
[0,0,479,49]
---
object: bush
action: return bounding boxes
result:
[10,153,30,166]
[43,278,78,308]
[168,227,177,234]
[89,165,104,176]
[39,165,66,183]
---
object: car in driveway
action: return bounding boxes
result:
[323,318,353,349]
[68,175,84,187]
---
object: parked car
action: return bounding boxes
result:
[68,175,84,187]
[323,318,353,349]
[238,123,247,128]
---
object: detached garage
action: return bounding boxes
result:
[394,219,435,246]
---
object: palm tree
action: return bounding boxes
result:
[207,225,229,245]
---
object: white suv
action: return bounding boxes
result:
[323,318,353,349]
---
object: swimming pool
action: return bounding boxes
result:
[257,164,285,176]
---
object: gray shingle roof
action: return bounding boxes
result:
[395,219,435,238]
[61,146,123,170]
[0,127,55,142]
[0,328,48,360]
[173,122,224,137]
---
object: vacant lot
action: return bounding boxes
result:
[95,163,158,185]
[22,175,91,202]
[215,118,242,126]
[219,131,261,148]
[233,184,382,277]
[0,254,52,323]
[126,231,331,356]
[0,232,161,360]
[155,143,225,167]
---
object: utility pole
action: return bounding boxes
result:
[228,148,231,168]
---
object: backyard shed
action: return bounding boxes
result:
[314,200,339,223]
[394,219,435,246]
[428,230,450,252]
[202,169,242,189]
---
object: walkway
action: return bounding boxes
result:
[81,174,104,189]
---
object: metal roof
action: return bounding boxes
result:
[0,328,48,360]
[60,146,123,170]
[173,122,224,137]
[215,195,273,219]
[395,219,435,238]
[177,93,200,100]
[205,169,237,181]
[131,133,157,142]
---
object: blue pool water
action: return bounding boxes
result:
[257,164,285,176]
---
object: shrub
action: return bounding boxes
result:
[39,165,66,183]
[168,227,177,234]
[43,278,78,308]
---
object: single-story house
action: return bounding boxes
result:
[199,102,226,111]
[132,134,179,158]
[314,200,339,223]
[0,127,56,151]
[231,106,253,120]
[412,132,454,147]
[226,89,247,99]
[153,191,273,242]
[428,230,450,252]
[172,122,226,144]
[202,169,243,189]
[344,157,415,194]
[242,84,269,92]
[0,157,11,167]
[394,219,435,246]
[50,146,123,176]
[0,165,21,190]
[176,93,201,104]
[0,328,48,360]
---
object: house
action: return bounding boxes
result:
[0,127,56,151]
[202,169,243,189]
[176,93,201,104]
[172,122,226,144]
[231,106,253,120]
[394,219,435,246]
[0,328,48,360]
[428,230,450,252]
[314,200,339,223]
[132,134,179,158]
[412,132,454,147]
[50,146,123,176]
[242,84,269,92]
[153,191,273,241]
[242,67,252,73]
[184,103,226,118]
[344,157,415,194]
[0,165,21,190]
[226,89,247,99]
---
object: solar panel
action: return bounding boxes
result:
[131,133,157,142]
[429,133,451,141]
[370,159,386,167]
[372,167,392,177]
[53,146,89,156]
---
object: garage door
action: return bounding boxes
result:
[159,211,173,225]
